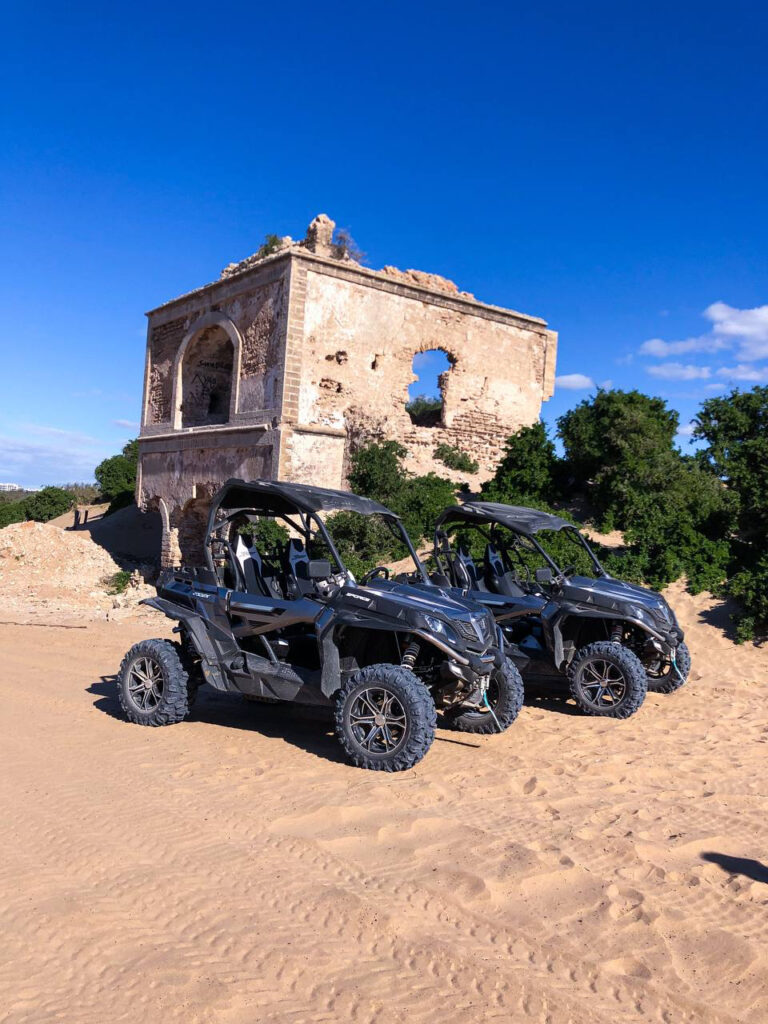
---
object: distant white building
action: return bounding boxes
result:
[0,483,23,492]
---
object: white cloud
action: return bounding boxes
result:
[639,335,727,357]
[647,363,712,381]
[715,364,768,382]
[705,301,768,360]
[639,301,768,365]
[556,373,595,390]
[0,436,105,487]
[676,421,696,438]
[113,419,140,429]
[22,424,99,445]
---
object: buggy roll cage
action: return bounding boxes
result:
[203,478,431,585]
[433,501,607,581]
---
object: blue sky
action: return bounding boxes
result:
[1,1,765,487]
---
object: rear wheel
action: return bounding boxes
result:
[335,664,436,771]
[117,639,192,726]
[646,641,691,694]
[568,641,647,719]
[443,658,524,734]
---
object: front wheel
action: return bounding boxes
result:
[567,641,647,719]
[443,658,525,734]
[646,641,691,694]
[334,664,437,771]
[117,638,193,726]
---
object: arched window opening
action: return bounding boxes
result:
[406,349,454,427]
[180,326,234,427]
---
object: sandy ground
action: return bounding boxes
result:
[1,582,767,1024]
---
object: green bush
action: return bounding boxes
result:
[323,510,406,578]
[347,441,406,506]
[557,389,679,526]
[433,443,478,474]
[694,387,768,639]
[397,473,457,545]
[728,552,768,643]
[0,501,27,528]
[23,486,75,523]
[95,439,138,503]
[482,422,559,505]
[345,441,457,552]
[238,516,290,555]
[405,394,442,426]
[105,570,132,595]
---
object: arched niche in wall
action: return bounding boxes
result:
[172,312,242,429]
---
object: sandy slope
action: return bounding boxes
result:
[1,583,767,1024]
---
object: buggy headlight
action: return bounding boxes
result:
[424,614,459,646]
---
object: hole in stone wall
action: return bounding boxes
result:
[180,326,234,428]
[406,349,453,427]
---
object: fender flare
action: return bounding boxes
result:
[141,597,227,690]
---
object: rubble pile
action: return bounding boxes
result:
[0,521,156,623]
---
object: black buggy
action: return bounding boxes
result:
[117,480,524,771]
[432,501,691,720]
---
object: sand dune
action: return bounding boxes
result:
[1,581,766,1023]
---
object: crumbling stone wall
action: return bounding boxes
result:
[147,316,187,424]
[293,268,556,482]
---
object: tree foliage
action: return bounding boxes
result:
[23,486,75,523]
[95,439,138,504]
[337,441,457,575]
[481,422,558,505]
[433,443,478,474]
[0,486,75,528]
[693,387,768,639]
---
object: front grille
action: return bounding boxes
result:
[454,615,494,647]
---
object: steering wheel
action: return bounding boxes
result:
[360,566,390,585]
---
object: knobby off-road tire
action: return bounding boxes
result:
[443,657,525,734]
[335,664,437,772]
[117,639,192,727]
[646,640,691,694]
[568,641,647,720]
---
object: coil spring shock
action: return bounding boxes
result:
[402,639,421,669]
[610,622,623,644]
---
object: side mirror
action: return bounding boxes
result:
[535,567,553,584]
[308,559,332,579]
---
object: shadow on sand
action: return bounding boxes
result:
[701,852,768,885]
[88,675,484,762]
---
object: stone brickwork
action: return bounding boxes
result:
[138,215,557,564]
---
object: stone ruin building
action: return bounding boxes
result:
[137,214,557,565]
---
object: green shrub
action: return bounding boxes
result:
[347,441,407,506]
[0,501,27,528]
[405,394,442,426]
[238,516,290,554]
[323,510,405,578]
[557,390,679,526]
[23,486,75,523]
[345,441,457,550]
[482,422,559,505]
[95,439,138,502]
[694,387,768,639]
[105,570,132,595]
[433,443,478,473]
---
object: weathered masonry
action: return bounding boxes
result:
[138,215,557,565]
